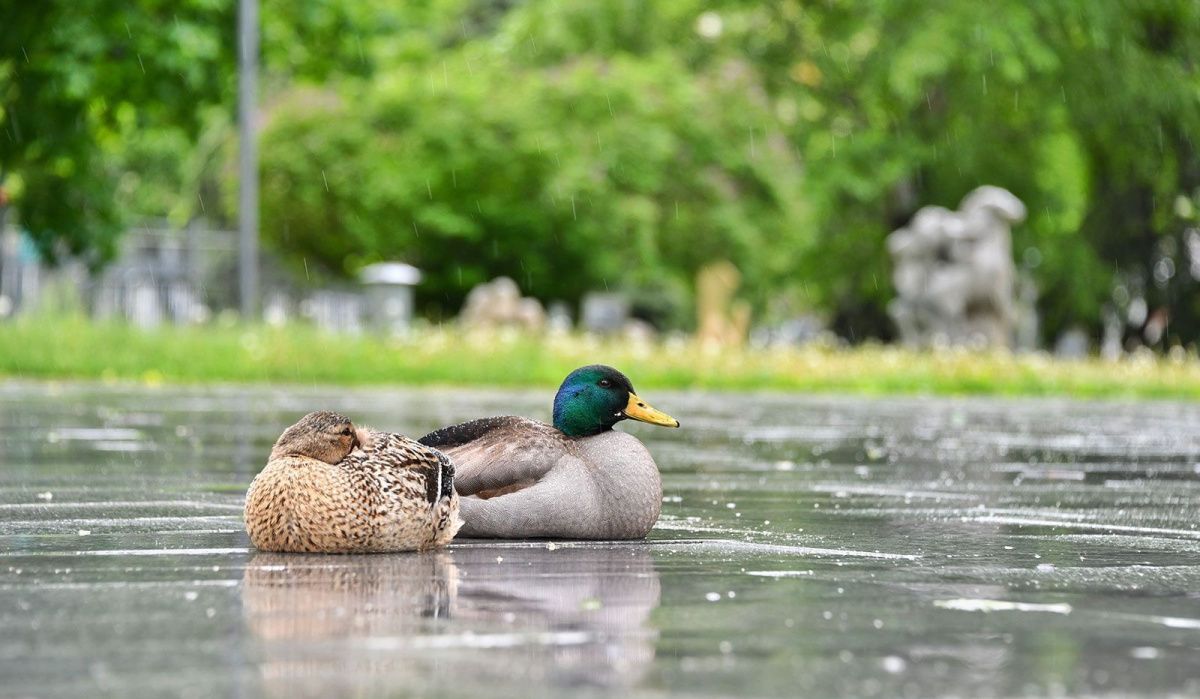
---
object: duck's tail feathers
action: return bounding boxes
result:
[424,449,456,506]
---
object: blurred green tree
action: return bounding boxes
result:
[0,0,429,259]
[255,0,1200,341]
[5,0,1199,344]
[257,49,807,321]
[0,0,234,263]
[705,0,1200,341]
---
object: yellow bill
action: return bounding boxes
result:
[623,393,680,428]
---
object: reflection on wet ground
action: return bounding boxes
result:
[1,382,1198,697]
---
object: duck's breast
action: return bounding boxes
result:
[576,430,663,538]
[244,457,375,552]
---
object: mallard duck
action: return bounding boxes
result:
[418,365,679,539]
[245,411,461,553]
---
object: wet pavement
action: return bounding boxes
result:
[1,382,1198,698]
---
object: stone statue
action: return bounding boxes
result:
[459,276,546,332]
[887,186,1026,348]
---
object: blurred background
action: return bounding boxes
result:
[7,6,1200,696]
[1,0,1199,361]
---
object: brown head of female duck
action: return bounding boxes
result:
[268,410,371,464]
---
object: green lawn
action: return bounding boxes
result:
[1,318,1197,398]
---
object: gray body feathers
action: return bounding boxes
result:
[420,417,662,540]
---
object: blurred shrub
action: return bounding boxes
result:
[9,0,1199,344]
[253,0,1200,343]
[258,48,808,325]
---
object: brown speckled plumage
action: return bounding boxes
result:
[245,412,461,553]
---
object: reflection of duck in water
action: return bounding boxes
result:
[241,544,661,695]
[419,365,679,539]
[243,552,457,640]
[242,552,458,697]
[244,411,460,553]
[449,543,662,689]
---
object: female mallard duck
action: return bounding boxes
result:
[245,411,461,553]
[418,365,679,540]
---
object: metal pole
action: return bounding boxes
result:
[0,168,9,312]
[237,0,259,319]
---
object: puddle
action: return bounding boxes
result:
[2,383,1199,697]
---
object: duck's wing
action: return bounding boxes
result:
[418,416,566,497]
[349,432,455,505]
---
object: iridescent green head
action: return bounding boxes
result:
[551,365,680,438]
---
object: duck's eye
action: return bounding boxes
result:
[341,427,353,436]
[598,379,612,388]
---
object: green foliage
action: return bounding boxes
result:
[0,0,234,263]
[260,0,449,81]
[714,0,1200,339]
[258,47,806,319]
[0,0,435,259]
[4,0,1199,343]
[254,0,1200,340]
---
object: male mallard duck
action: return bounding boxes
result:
[418,365,679,539]
[245,411,461,553]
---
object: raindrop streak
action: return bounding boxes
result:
[138,54,146,74]
[196,193,206,214]
[571,196,577,220]
[302,258,310,281]
[412,221,420,237]
[322,170,329,192]
[426,179,433,200]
